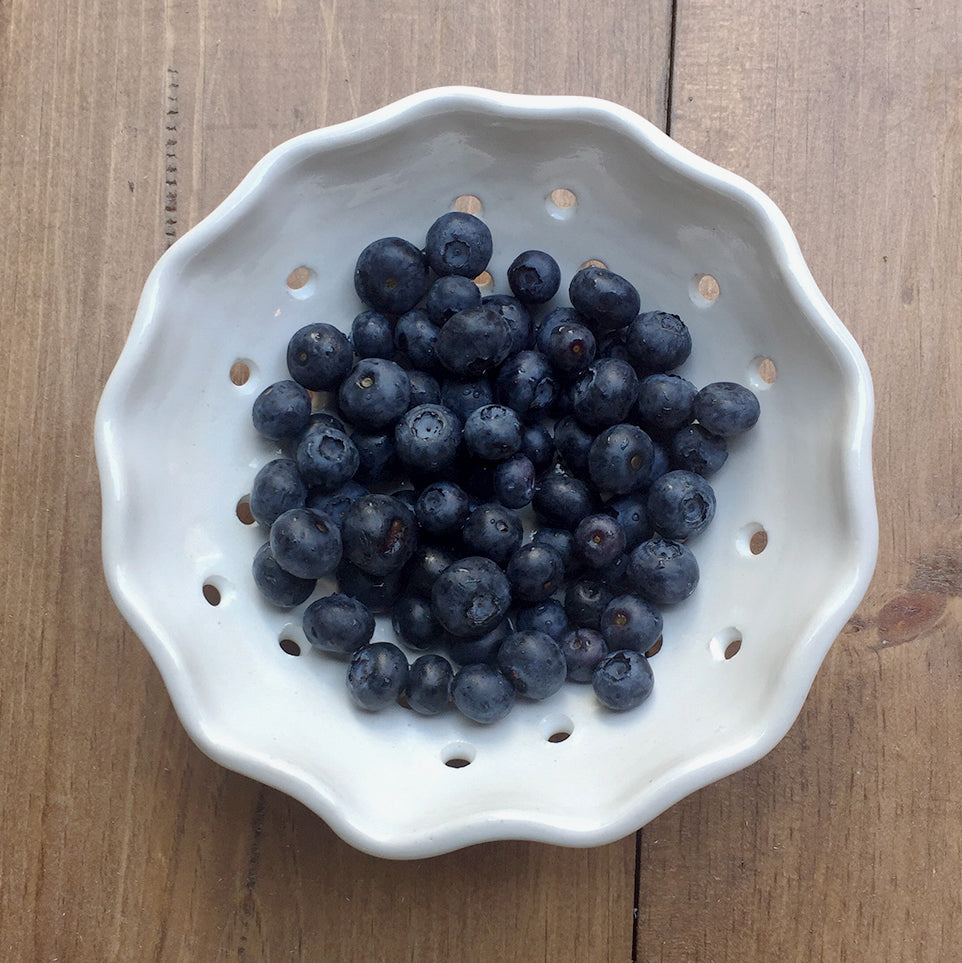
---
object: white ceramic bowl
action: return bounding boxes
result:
[95,87,877,858]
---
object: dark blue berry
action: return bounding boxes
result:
[354,236,431,314]
[693,382,761,437]
[392,595,446,650]
[405,654,454,715]
[493,453,536,509]
[394,403,462,473]
[516,599,568,641]
[249,458,307,528]
[448,618,513,666]
[346,642,409,711]
[435,306,512,377]
[351,431,397,486]
[404,543,459,598]
[497,631,566,700]
[570,359,638,429]
[269,507,342,579]
[564,578,613,629]
[505,543,565,603]
[669,424,729,476]
[308,411,347,433]
[628,536,699,605]
[407,370,441,408]
[600,595,663,654]
[635,374,698,437]
[252,542,316,608]
[335,560,404,613]
[596,552,634,594]
[592,649,654,711]
[431,556,511,638]
[462,502,523,567]
[605,493,652,550]
[252,380,311,441]
[424,211,493,278]
[587,423,654,495]
[647,470,716,540]
[568,266,640,333]
[544,321,597,378]
[573,513,627,569]
[494,351,558,422]
[341,493,418,576]
[626,311,692,373]
[558,628,608,683]
[306,480,368,529]
[303,593,375,655]
[464,404,522,461]
[425,275,481,325]
[520,423,554,472]
[337,358,411,432]
[451,663,514,724]
[351,310,394,359]
[481,294,531,355]
[440,376,494,422]
[553,416,594,478]
[532,472,596,529]
[415,481,472,540]
[531,527,578,575]
[394,309,441,374]
[286,322,354,391]
[295,423,361,491]
[507,249,561,304]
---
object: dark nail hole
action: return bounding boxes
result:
[229,361,250,386]
[445,757,471,769]
[453,194,482,215]
[236,497,255,525]
[202,583,221,606]
[750,529,768,555]
[279,638,301,656]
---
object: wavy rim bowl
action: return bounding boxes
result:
[95,87,877,858]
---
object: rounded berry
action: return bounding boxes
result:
[303,593,375,655]
[354,236,431,314]
[592,649,654,711]
[346,642,409,711]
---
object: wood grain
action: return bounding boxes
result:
[638,1,962,960]
[0,1,671,960]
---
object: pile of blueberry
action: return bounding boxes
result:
[246,210,760,724]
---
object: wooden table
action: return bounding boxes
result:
[2,1,958,959]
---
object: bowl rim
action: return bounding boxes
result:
[95,85,878,858]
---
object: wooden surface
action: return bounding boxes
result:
[1,0,959,959]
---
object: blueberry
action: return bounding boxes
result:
[404,543,460,598]
[669,424,729,476]
[564,578,613,629]
[425,275,481,325]
[306,480,368,529]
[570,359,638,429]
[394,403,462,473]
[295,423,361,491]
[605,493,652,550]
[462,502,523,567]
[598,331,632,363]
[431,556,511,638]
[506,250,562,304]
[451,663,514,724]
[596,552,634,594]
[568,266,641,333]
[519,423,555,472]
[647,470,716,540]
[553,416,595,478]
[269,507,342,579]
[447,618,513,666]
[351,310,395,359]
[391,488,419,511]
[592,649,654,711]
[440,376,494,423]
[249,458,307,528]
[392,595,446,651]
[335,560,404,613]
[351,431,397,486]
[532,472,596,529]
[573,513,627,569]
[544,321,597,378]
[600,595,663,654]
[302,593,375,655]
[455,454,497,501]
[493,453,536,509]
[516,599,568,641]
[341,493,418,576]
[286,322,354,391]
[627,536,699,605]
[251,542,316,608]
[494,350,558,422]
[534,306,588,354]
[647,440,671,487]
[252,380,312,441]
[337,359,412,432]
[497,630,566,700]
[405,654,454,715]
[505,543,565,603]
[635,374,698,437]
[394,309,441,374]
[415,481,472,540]
[558,628,608,683]
[307,411,347,433]
[626,311,692,373]
[587,423,654,495]
[531,527,578,575]
[693,382,761,437]
[424,211,493,278]
[354,236,431,314]
[464,404,522,461]
[407,370,441,408]
[482,294,531,355]
[346,642,409,711]
[435,305,512,377]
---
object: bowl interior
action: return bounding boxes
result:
[99,96,871,855]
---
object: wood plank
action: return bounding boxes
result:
[0,0,672,959]
[638,1,962,959]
